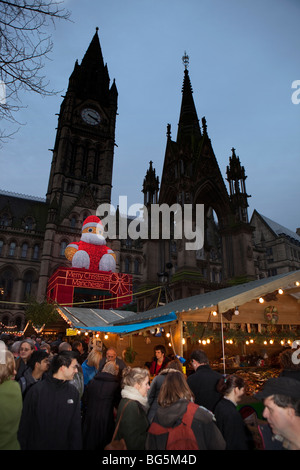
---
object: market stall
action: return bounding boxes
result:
[113,270,300,359]
[109,270,300,395]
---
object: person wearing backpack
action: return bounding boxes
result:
[148,359,183,422]
[146,371,226,450]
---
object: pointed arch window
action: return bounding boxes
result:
[93,148,102,180]
[23,271,35,299]
[70,216,77,228]
[9,242,16,257]
[21,242,28,258]
[69,142,77,175]
[134,258,140,275]
[125,257,130,273]
[33,244,39,260]
[60,240,68,257]
[0,269,15,301]
[81,144,88,176]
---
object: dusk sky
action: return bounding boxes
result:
[1,0,299,232]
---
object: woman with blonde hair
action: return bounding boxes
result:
[81,347,102,386]
[113,367,150,450]
[0,342,23,450]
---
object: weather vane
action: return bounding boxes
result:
[182,51,189,70]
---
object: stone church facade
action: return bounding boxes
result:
[0,32,299,330]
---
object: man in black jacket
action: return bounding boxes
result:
[18,351,82,450]
[187,350,223,412]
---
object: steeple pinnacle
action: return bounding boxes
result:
[176,52,201,143]
[226,148,250,223]
[142,161,159,206]
[182,51,189,70]
[81,27,104,69]
[68,28,111,102]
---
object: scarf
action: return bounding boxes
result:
[121,385,149,411]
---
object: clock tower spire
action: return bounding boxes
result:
[46,28,118,214]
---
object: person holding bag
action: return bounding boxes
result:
[109,367,150,450]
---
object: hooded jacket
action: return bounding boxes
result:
[145,398,226,450]
[148,368,175,422]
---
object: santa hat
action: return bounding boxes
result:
[82,215,103,231]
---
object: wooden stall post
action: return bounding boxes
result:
[171,319,183,358]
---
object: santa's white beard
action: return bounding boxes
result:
[81,232,105,245]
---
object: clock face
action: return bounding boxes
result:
[81,108,101,125]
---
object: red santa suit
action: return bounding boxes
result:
[65,216,116,272]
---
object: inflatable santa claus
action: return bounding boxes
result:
[65,215,116,272]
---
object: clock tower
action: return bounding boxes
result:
[46,27,118,212]
[37,29,118,300]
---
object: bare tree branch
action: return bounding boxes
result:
[0,0,71,142]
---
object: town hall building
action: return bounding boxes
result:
[0,30,299,330]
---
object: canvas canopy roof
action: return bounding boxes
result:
[56,270,300,334]
[57,306,177,334]
[113,270,300,326]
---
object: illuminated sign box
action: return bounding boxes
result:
[47,267,132,309]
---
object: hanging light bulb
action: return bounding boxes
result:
[258,297,264,304]
[278,288,283,295]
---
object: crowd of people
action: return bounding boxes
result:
[0,334,300,451]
